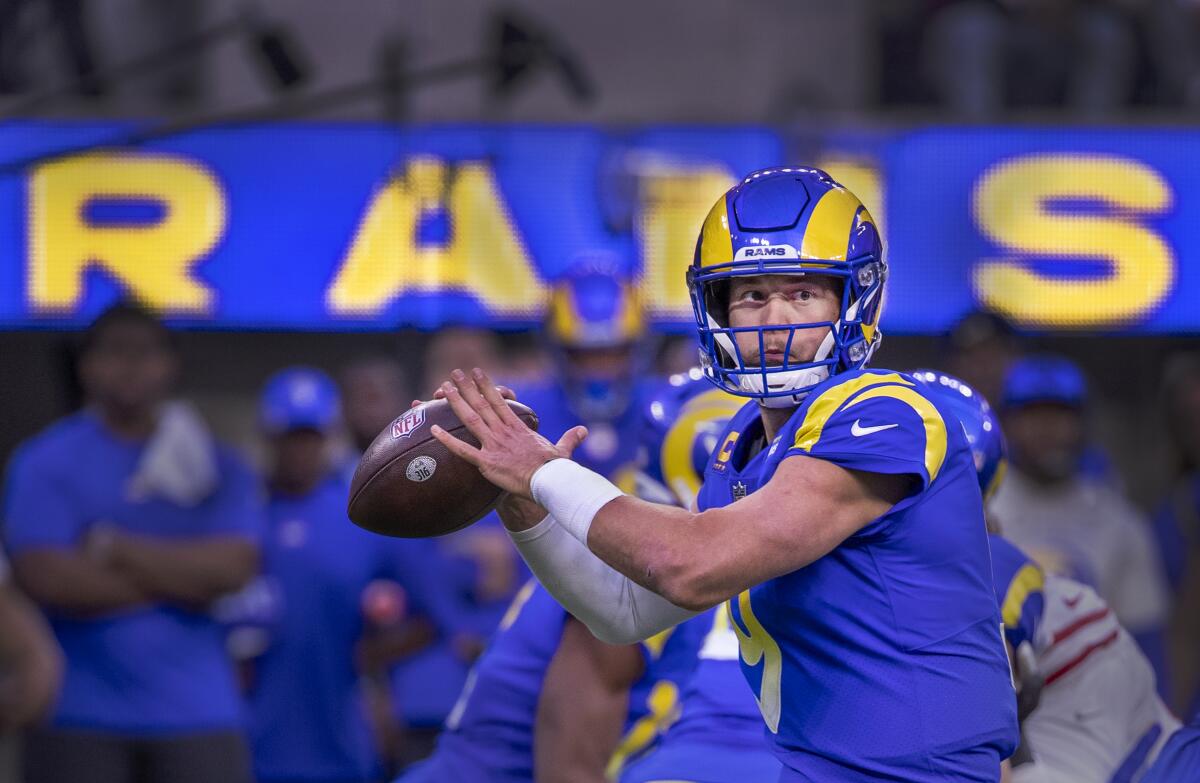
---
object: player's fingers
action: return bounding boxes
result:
[554,425,589,458]
[494,385,516,401]
[431,424,484,466]
[411,399,423,409]
[441,382,494,445]
[452,369,502,429]
[473,368,523,426]
[432,387,447,400]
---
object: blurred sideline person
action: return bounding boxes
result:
[396,264,699,783]
[1151,353,1200,716]
[913,370,1180,783]
[1,303,262,783]
[618,372,782,783]
[990,355,1171,687]
[0,543,62,783]
[431,169,1019,781]
[375,330,511,763]
[340,354,412,474]
[944,309,1022,414]
[243,367,464,783]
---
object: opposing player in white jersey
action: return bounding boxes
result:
[913,371,1180,783]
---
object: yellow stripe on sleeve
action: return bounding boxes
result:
[841,385,949,482]
[1001,563,1045,629]
[792,372,914,452]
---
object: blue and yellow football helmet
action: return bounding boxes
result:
[546,258,645,419]
[689,168,885,406]
[911,370,1008,501]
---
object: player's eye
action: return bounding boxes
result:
[789,288,815,302]
[734,288,766,303]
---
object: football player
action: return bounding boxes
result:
[619,372,781,783]
[431,168,1019,781]
[911,370,1181,783]
[516,257,653,479]
[394,269,695,783]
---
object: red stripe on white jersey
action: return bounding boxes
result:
[1049,607,1112,647]
[1044,630,1120,687]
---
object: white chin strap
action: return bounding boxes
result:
[710,314,837,408]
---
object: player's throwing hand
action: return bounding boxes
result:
[431,368,588,497]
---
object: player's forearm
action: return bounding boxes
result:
[588,497,748,611]
[508,511,695,644]
[529,459,751,611]
[108,534,259,606]
[534,623,632,783]
[12,550,148,615]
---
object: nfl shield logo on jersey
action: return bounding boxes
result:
[732,481,748,500]
[391,408,426,439]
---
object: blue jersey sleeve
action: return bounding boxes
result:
[784,373,949,490]
[988,535,1044,651]
[2,443,84,552]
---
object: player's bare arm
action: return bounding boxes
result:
[433,367,909,610]
[533,618,643,783]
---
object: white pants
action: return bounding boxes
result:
[1013,632,1180,783]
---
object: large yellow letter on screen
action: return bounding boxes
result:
[636,166,735,320]
[972,155,1174,326]
[29,154,225,312]
[327,157,543,316]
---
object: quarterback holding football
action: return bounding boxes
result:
[429,168,1019,781]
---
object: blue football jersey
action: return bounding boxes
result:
[988,534,1045,652]
[621,379,778,783]
[401,582,697,783]
[697,369,1019,781]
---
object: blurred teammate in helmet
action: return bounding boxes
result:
[516,258,651,480]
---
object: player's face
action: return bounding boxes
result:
[726,274,841,366]
[1004,403,1084,483]
[80,321,176,414]
[270,429,328,493]
[342,364,407,451]
[563,344,633,381]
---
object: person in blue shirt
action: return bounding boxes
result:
[434,168,1019,781]
[247,366,468,783]
[2,303,263,783]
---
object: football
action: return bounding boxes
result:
[347,398,539,538]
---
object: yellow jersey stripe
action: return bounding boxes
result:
[842,385,949,481]
[1001,563,1045,629]
[606,680,680,777]
[793,372,914,452]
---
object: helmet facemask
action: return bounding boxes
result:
[690,257,885,407]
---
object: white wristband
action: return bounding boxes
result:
[529,459,623,544]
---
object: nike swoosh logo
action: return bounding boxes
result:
[1063,594,1083,608]
[851,420,899,437]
